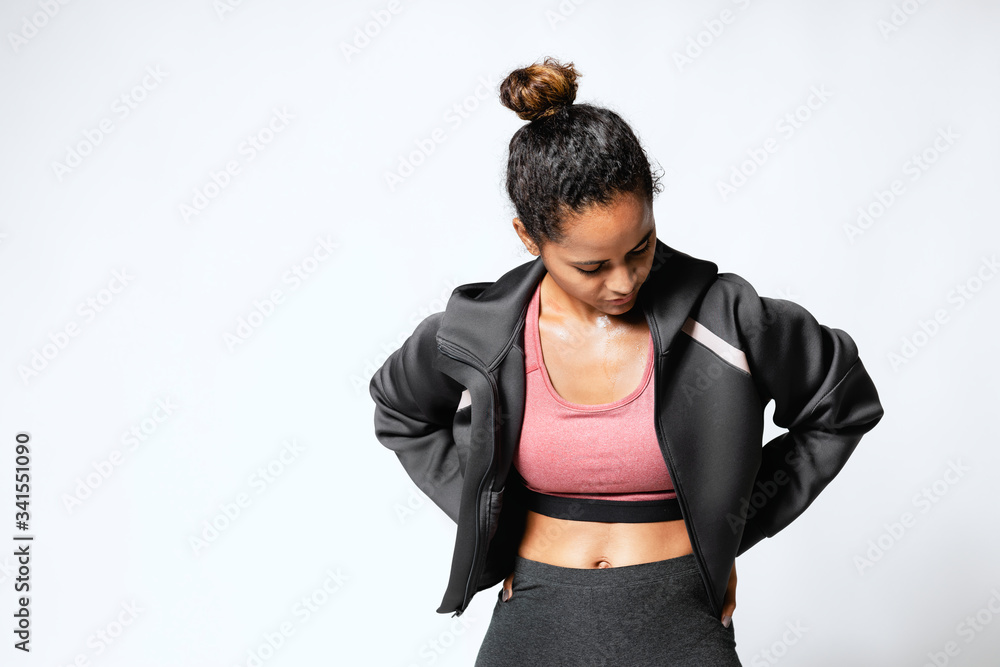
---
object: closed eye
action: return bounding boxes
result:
[574,241,652,275]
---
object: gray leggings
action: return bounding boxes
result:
[475,553,742,667]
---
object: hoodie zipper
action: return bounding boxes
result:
[436,337,501,616]
[645,314,719,618]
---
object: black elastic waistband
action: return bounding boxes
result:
[523,487,683,523]
[513,553,698,585]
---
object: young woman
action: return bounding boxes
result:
[369,57,884,666]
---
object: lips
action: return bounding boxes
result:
[607,291,635,305]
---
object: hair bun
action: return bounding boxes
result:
[499,56,579,122]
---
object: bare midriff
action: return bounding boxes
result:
[517,511,693,568]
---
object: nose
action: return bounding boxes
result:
[607,266,636,296]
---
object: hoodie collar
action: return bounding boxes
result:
[436,239,719,368]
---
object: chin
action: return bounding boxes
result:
[602,299,635,313]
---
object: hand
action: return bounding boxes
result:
[721,560,736,627]
[500,570,514,602]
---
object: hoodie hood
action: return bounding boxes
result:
[436,239,720,366]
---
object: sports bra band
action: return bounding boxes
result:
[521,485,683,523]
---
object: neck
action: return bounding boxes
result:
[540,273,643,328]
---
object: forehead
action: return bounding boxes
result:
[555,193,653,251]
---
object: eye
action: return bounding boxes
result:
[574,242,651,275]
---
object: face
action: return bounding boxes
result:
[513,190,657,319]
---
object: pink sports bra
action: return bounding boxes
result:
[512,281,682,523]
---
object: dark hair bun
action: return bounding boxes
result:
[499,56,579,122]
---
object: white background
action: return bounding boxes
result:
[2,0,999,665]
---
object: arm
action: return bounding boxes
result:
[722,275,885,555]
[369,311,466,523]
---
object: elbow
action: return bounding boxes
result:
[826,357,885,436]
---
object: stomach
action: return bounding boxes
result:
[517,510,694,568]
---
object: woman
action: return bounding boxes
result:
[369,57,884,666]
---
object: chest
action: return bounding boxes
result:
[537,316,653,406]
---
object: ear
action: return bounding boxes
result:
[512,218,540,256]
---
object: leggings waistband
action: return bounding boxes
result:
[512,553,698,586]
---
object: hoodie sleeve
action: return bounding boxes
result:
[721,275,885,555]
[369,311,466,523]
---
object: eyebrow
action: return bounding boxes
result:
[571,230,653,266]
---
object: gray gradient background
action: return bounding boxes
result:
[1,0,998,665]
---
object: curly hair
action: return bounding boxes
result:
[499,56,663,247]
